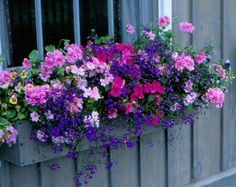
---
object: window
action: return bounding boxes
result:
[2,0,119,67]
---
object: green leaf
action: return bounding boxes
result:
[28,50,39,62]
[0,117,10,126]
[17,112,26,120]
[57,67,65,77]
[45,45,56,52]
[148,94,154,102]
[6,110,17,119]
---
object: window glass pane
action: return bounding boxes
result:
[42,0,74,46]
[7,0,36,67]
[80,0,109,44]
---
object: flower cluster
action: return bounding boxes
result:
[0,16,234,186]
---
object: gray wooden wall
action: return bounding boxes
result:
[1,0,236,187]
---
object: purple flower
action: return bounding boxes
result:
[30,112,40,122]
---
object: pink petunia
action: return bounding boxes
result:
[125,103,133,115]
[22,58,32,70]
[130,84,144,102]
[110,77,125,97]
[152,81,165,95]
[83,87,101,100]
[179,22,195,33]
[158,16,170,27]
[196,52,207,64]
[44,50,65,69]
[25,86,49,105]
[126,24,135,35]
[108,109,118,119]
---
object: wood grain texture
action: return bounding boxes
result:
[167,125,192,187]
[110,140,139,187]
[222,0,236,171]
[140,128,166,187]
[192,0,222,181]
[40,157,76,187]
[0,160,11,187]
[10,164,40,187]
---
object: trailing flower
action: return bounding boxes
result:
[0,16,234,186]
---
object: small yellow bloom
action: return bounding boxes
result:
[9,95,18,105]
[1,103,8,109]
[15,105,21,111]
[10,71,18,80]
[21,70,27,79]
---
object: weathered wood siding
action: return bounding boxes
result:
[1,0,236,187]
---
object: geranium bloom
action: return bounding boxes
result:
[65,44,83,63]
[205,88,225,108]
[22,58,32,69]
[44,50,65,69]
[25,86,48,105]
[126,24,135,35]
[131,84,144,102]
[110,77,125,97]
[0,70,11,89]
[116,43,136,64]
[179,22,195,33]
[175,54,195,72]
[196,52,207,64]
[143,81,165,94]
[158,16,170,27]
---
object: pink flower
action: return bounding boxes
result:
[147,31,156,41]
[158,16,170,27]
[126,24,135,35]
[44,50,65,69]
[205,88,225,108]
[108,109,118,119]
[25,86,48,105]
[151,115,160,126]
[212,64,227,80]
[196,52,207,64]
[179,22,195,33]
[69,97,83,113]
[131,84,144,102]
[30,112,40,122]
[175,54,195,72]
[22,58,32,69]
[116,43,136,64]
[0,70,11,89]
[184,92,198,106]
[125,103,133,115]
[83,87,101,100]
[152,81,165,95]
[65,44,83,64]
[45,110,54,120]
[110,77,125,97]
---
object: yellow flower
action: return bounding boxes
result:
[21,70,27,79]
[9,95,18,105]
[1,103,8,110]
[10,71,18,80]
[15,105,21,111]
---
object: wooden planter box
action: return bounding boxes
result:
[0,121,68,166]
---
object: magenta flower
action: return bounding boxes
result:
[196,52,207,64]
[125,103,133,115]
[22,58,32,70]
[25,86,48,105]
[110,77,125,97]
[65,44,83,64]
[179,22,195,33]
[0,70,11,89]
[158,16,170,27]
[126,24,135,35]
[44,50,65,69]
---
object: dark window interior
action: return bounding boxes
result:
[6,0,120,67]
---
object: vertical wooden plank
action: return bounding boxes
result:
[76,149,109,187]
[110,141,139,187]
[120,0,139,41]
[222,0,236,171]
[40,157,76,187]
[192,0,222,181]
[167,125,192,187]
[0,160,11,187]
[168,1,192,186]
[140,129,166,187]
[10,164,40,187]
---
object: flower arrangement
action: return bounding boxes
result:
[0,16,234,185]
